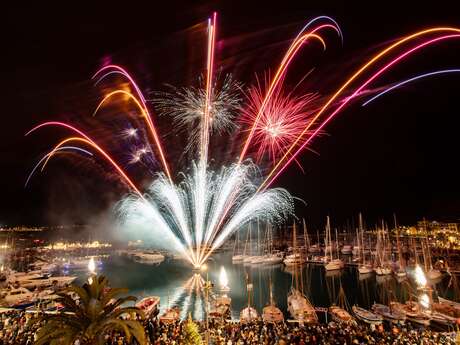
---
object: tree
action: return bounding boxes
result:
[182,314,203,345]
[34,275,146,345]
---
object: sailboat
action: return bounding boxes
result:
[352,305,383,325]
[324,217,344,271]
[232,230,245,262]
[240,274,259,323]
[329,285,355,325]
[358,213,373,275]
[390,301,431,326]
[263,223,284,265]
[393,215,407,278]
[250,219,266,265]
[284,222,304,266]
[374,223,392,275]
[352,226,361,257]
[262,276,284,323]
[421,235,442,281]
[287,223,318,324]
[309,229,321,254]
[243,223,257,263]
[371,303,406,324]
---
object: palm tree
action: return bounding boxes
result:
[182,314,203,345]
[34,275,146,345]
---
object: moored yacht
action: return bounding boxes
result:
[133,251,165,264]
[2,287,36,307]
[329,305,355,325]
[390,301,431,326]
[352,305,383,325]
[159,306,180,324]
[323,217,344,271]
[284,253,304,266]
[231,254,246,262]
[358,265,373,274]
[20,275,77,289]
[287,288,318,324]
[371,303,406,324]
[341,245,352,255]
[263,252,284,265]
[325,259,344,271]
[136,296,160,318]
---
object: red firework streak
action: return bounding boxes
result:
[241,82,320,167]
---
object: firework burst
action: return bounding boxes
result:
[153,74,242,152]
[26,14,460,268]
[117,161,293,266]
[241,79,320,165]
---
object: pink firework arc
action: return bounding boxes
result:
[26,14,460,267]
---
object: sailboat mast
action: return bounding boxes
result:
[303,218,308,258]
[327,216,333,261]
[293,222,299,291]
[394,214,403,269]
[335,228,339,259]
[257,218,260,255]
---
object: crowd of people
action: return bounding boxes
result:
[0,309,458,344]
[0,310,39,345]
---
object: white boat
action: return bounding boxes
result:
[390,301,431,326]
[284,253,304,266]
[287,288,318,324]
[31,261,57,273]
[159,306,180,324]
[373,225,393,276]
[323,217,344,271]
[20,275,77,289]
[263,224,284,265]
[263,252,284,265]
[133,251,165,264]
[136,296,160,318]
[394,269,407,278]
[393,216,407,280]
[262,304,284,323]
[263,277,284,323]
[243,255,258,264]
[7,271,46,284]
[210,294,232,320]
[374,266,392,275]
[240,306,259,323]
[357,215,373,275]
[329,305,355,325]
[341,245,352,255]
[250,255,267,265]
[325,259,344,271]
[371,303,406,324]
[352,245,360,256]
[358,265,373,274]
[308,244,321,254]
[2,287,36,307]
[231,254,246,262]
[232,230,245,263]
[352,305,383,325]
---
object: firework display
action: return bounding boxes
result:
[26,14,460,268]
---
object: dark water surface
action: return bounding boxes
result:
[70,252,452,321]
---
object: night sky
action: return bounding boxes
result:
[1,1,460,229]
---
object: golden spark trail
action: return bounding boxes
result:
[259,27,460,191]
[94,90,173,182]
[43,137,143,197]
